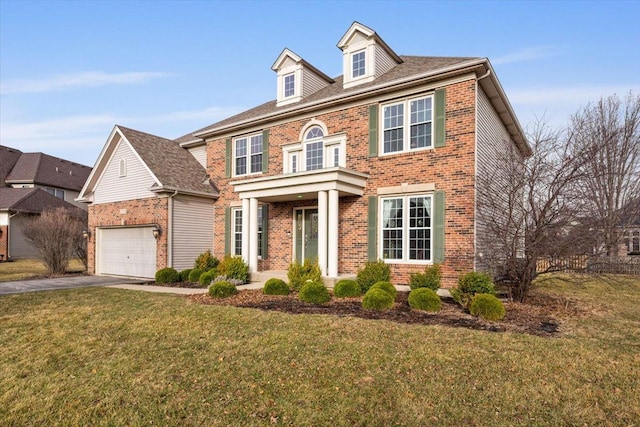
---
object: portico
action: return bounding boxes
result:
[230,167,368,277]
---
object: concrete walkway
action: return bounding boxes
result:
[0,275,147,295]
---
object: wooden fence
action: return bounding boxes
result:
[537,255,640,275]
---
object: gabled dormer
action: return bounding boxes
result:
[337,22,403,89]
[272,48,334,107]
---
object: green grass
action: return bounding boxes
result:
[0,258,85,282]
[1,275,639,426]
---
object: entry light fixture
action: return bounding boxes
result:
[82,229,91,240]
[152,225,162,239]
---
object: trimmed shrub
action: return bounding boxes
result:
[155,267,179,284]
[178,269,192,282]
[333,279,361,298]
[469,293,506,321]
[263,278,290,295]
[370,281,396,300]
[213,275,244,287]
[188,268,204,283]
[299,280,331,305]
[356,260,390,293]
[208,281,238,298]
[451,272,496,308]
[218,256,249,283]
[199,270,216,288]
[288,258,322,291]
[408,288,442,312]
[362,288,394,311]
[409,264,442,291]
[194,250,219,272]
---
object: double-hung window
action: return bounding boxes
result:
[382,95,433,154]
[231,207,264,258]
[380,195,432,262]
[283,73,295,98]
[234,133,263,176]
[352,50,366,78]
[627,231,640,254]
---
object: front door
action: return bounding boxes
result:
[294,208,318,262]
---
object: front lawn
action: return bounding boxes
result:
[0,258,86,282]
[0,275,638,426]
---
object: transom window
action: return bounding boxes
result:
[284,73,295,98]
[231,207,264,258]
[381,195,432,262]
[382,95,433,154]
[234,133,263,176]
[352,50,366,78]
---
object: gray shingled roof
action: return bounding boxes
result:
[117,126,217,196]
[0,187,79,213]
[0,145,22,186]
[178,55,479,140]
[4,150,91,191]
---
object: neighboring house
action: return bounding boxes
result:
[0,145,92,260]
[620,199,640,256]
[79,22,530,285]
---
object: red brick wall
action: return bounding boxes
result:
[207,79,477,287]
[87,198,169,274]
[0,225,8,260]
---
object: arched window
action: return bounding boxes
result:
[304,126,324,171]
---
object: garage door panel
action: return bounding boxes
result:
[98,227,157,278]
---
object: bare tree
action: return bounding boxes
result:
[569,92,640,256]
[477,119,593,302]
[22,207,88,275]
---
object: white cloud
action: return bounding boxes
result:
[492,46,561,65]
[0,71,169,95]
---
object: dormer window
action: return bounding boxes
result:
[272,48,334,107]
[283,73,296,98]
[352,50,366,78]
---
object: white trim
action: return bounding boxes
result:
[232,132,264,178]
[380,94,435,156]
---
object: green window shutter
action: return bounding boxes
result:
[224,207,231,255]
[261,204,269,259]
[367,196,378,261]
[434,88,446,148]
[225,138,232,178]
[262,130,269,173]
[433,191,445,263]
[368,105,378,157]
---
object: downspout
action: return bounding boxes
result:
[167,190,178,268]
[473,68,491,272]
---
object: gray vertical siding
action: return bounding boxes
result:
[171,195,214,270]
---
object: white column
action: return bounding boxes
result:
[328,189,339,278]
[249,197,259,273]
[318,190,328,277]
[241,198,250,263]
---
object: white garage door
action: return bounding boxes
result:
[97,227,157,279]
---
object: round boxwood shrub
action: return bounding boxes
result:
[469,293,506,321]
[263,278,290,295]
[356,260,391,293]
[199,270,216,288]
[188,268,204,283]
[362,288,394,311]
[155,267,179,284]
[408,288,442,312]
[333,279,361,298]
[208,281,238,298]
[370,281,396,300]
[299,280,331,305]
[178,269,192,282]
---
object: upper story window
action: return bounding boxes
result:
[626,231,640,254]
[283,73,295,98]
[352,50,366,78]
[305,127,324,171]
[45,187,65,199]
[119,159,126,177]
[382,95,433,154]
[282,121,346,174]
[234,133,263,176]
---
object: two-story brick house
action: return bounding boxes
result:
[79,22,529,285]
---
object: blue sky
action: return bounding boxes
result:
[1,0,639,167]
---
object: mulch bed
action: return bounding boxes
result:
[187,289,586,337]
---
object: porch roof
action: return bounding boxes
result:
[230,167,369,202]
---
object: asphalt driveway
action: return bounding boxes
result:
[0,275,147,295]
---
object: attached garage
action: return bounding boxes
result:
[97,227,157,279]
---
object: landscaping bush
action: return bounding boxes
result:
[288,258,322,291]
[188,268,204,283]
[362,288,394,311]
[213,275,244,287]
[451,271,496,308]
[409,264,442,291]
[356,260,390,293]
[208,281,238,298]
[299,280,331,305]
[194,250,219,272]
[263,278,290,295]
[469,293,506,321]
[408,288,442,312]
[333,279,361,298]
[199,270,216,288]
[370,281,396,300]
[178,269,192,282]
[218,256,249,283]
[155,267,179,284]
